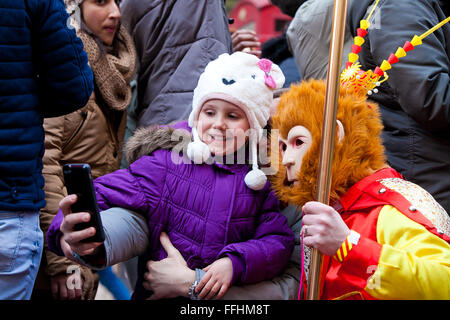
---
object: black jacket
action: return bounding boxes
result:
[347,0,450,213]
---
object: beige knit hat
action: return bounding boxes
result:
[64,0,84,30]
[187,52,285,190]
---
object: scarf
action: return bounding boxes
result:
[78,25,137,111]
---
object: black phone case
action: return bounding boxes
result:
[63,163,105,243]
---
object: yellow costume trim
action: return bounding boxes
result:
[333,231,358,263]
[365,205,450,299]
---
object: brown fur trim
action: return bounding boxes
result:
[124,126,192,165]
[270,79,387,207]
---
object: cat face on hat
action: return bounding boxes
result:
[189,52,285,139]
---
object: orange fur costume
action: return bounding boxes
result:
[270,79,386,207]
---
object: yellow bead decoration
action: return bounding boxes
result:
[395,47,407,58]
[340,0,449,99]
[348,53,359,63]
[354,36,365,46]
[380,60,392,71]
[411,35,422,46]
[360,19,370,30]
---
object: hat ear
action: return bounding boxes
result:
[269,62,285,90]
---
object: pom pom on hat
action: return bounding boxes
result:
[186,127,210,164]
[187,52,285,190]
[186,140,210,164]
[244,133,268,190]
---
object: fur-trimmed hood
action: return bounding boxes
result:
[124,125,191,165]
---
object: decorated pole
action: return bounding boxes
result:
[307,0,348,300]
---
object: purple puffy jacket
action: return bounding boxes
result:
[47,122,294,299]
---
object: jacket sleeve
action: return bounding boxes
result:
[94,152,167,213]
[66,207,150,270]
[30,0,93,117]
[218,190,295,285]
[336,205,450,299]
[39,116,99,298]
[221,205,302,299]
[46,152,167,256]
[40,116,76,275]
[367,0,450,131]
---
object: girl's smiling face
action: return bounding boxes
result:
[197,99,250,157]
[81,0,121,46]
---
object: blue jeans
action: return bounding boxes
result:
[0,211,43,300]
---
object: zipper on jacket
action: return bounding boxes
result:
[65,111,88,147]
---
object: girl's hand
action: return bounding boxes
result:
[59,195,103,259]
[301,201,350,256]
[196,257,233,300]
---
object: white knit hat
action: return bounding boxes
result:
[64,0,84,30]
[187,52,285,190]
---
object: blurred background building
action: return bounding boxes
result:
[228,0,292,44]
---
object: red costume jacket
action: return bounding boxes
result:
[303,168,450,300]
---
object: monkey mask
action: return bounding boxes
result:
[270,79,387,207]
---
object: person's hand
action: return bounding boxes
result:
[143,232,195,300]
[196,257,233,300]
[59,195,103,260]
[232,29,261,57]
[50,273,83,300]
[301,201,350,256]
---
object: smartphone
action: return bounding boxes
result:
[63,163,105,243]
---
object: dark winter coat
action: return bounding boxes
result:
[347,0,450,213]
[120,0,232,127]
[0,0,93,212]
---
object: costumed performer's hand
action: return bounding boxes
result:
[196,257,233,300]
[59,195,104,260]
[301,201,350,256]
[232,29,261,57]
[143,232,195,300]
[50,272,83,300]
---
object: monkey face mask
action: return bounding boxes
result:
[270,79,387,208]
[279,125,312,186]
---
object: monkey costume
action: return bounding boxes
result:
[270,79,450,299]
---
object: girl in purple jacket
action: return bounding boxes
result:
[47,52,295,300]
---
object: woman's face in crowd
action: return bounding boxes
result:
[81,0,121,46]
[197,99,250,157]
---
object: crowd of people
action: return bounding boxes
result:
[0,0,449,301]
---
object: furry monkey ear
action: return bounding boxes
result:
[337,120,345,143]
